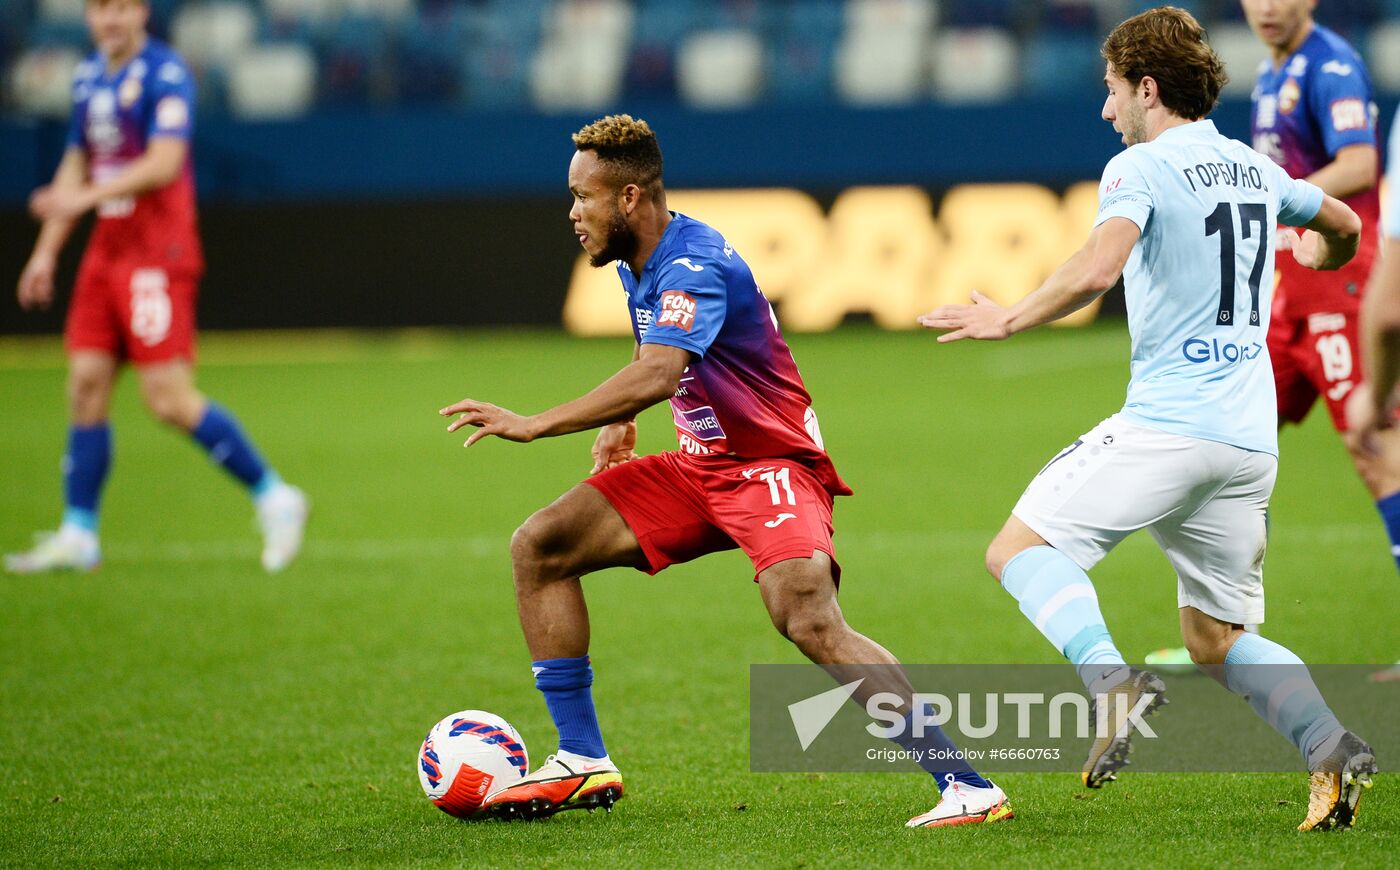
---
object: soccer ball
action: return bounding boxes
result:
[417,710,529,818]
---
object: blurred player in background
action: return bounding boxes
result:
[921,8,1375,830]
[1347,107,1400,678]
[1148,0,1398,676]
[6,0,307,574]
[440,115,1011,828]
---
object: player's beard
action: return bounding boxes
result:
[1121,100,1149,146]
[589,204,637,268]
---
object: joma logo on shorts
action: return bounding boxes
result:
[1181,338,1263,364]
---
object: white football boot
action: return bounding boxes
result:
[906,777,1014,828]
[256,483,308,572]
[483,752,624,820]
[4,527,101,574]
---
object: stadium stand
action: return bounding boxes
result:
[675,28,764,108]
[4,0,1395,115]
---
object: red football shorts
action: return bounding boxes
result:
[65,260,198,365]
[1270,306,1360,432]
[585,452,840,582]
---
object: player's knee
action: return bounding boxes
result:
[769,586,844,655]
[67,369,110,417]
[142,388,187,427]
[509,513,568,581]
[985,539,1015,582]
[1182,627,1235,666]
[779,607,842,655]
[67,372,105,414]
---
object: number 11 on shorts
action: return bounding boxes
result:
[760,468,796,506]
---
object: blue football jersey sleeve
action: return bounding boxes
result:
[640,254,728,358]
[1309,55,1375,157]
[146,55,195,140]
[1094,149,1153,231]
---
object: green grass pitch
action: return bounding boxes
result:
[0,323,1395,867]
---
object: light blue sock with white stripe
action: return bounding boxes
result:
[1001,546,1128,693]
[1223,633,1343,767]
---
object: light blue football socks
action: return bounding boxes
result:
[1223,632,1344,766]
[1001,545,1130,694]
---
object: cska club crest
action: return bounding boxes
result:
[1278,78,1300,114]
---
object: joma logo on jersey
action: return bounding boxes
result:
[1182,338,1263,364]
[658,291,698,331]
[1330,99,1367,132]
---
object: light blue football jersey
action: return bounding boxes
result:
[1095,119,1323,455]
[1386,106,1400,241]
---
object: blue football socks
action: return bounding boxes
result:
[62,423,111,532]
[892,711,995,792]
[1223,633,1343,766]
[1001,546,1129,693]
[533,655,607,759]
[190,403,276,495]
[1375,491,1400,573]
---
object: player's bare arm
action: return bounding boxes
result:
[1290,194,1361,272]
[1305,143,1378,200]
[918,216,1139,342]
[442,343,688,447]
[588,343,642,473]
[18,147,88,311]
[30,137,187,222]
[1347,239,1400,448]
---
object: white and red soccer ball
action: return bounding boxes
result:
[417,710,528,818]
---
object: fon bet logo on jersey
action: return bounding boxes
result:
[1330,99,1368,132]
[658,290,698,331]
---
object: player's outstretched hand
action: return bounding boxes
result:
[440,398,538,447]
[917,291,1010,342]
[17,253,56,311]
[591,420,638,474]
[1345,383,1394,457]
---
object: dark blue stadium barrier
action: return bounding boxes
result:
[1,96,1348,205]
[3,96,1394,335]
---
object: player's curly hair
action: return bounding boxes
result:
[572,114,664,194]
[1102,6,1227,121]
